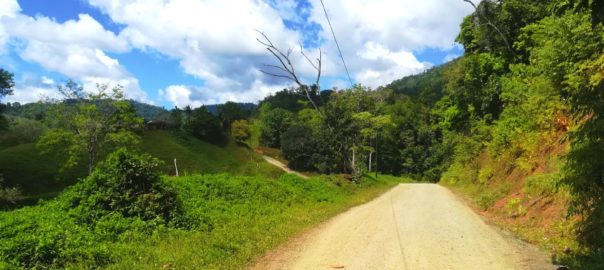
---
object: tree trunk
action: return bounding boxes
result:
[88,150,94,175]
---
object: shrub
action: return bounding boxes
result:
[0,149,184,269]
[478,166,494,184]
[505,198,526,217]
[476,191,497,210]
[63,148,180,224]
[524,172,560,196]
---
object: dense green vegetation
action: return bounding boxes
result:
[1,0,604,268]
[0,148,402,269]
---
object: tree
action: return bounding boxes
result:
[281,124,321,171]
[0,69,15,131]
[37,81,143,174]
[0,69,14,99]
[259,106,293,148]
[170,106,183,130]
[231,119,250,143]
[217,101,248,130]
[65,148,178,224]
[184,106,222,143]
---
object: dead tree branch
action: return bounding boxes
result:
[256,30,323,116]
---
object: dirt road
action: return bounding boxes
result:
[261,155,308,179]
[251,184,552,270]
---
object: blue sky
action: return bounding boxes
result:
[0,0,470,108]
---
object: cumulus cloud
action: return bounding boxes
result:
[0,0,20,54]
[1,0,474,106]
[306,0,472,87]
[87,0,305,105]
[89,0,471,104]
[161,79,288,108]
[4,84,60,104]
[355,42,431,87]
[1,4,149,102]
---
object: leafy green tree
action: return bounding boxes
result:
[351,111,394,177]
[184,106,222,143]
[231,119,251,143]
[259,106,293,148]
[37,81,143,174]
[0,69,15,131]
[261,88,308,113]
[217,101,249,130]
[170,106,183,130]
[0,69,14,99]
[281,124,321,171]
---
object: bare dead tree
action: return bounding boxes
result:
[462,0,513,56]
[256,30,324,117]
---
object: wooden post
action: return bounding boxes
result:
[174,158,179,177]
[368,152,372,172]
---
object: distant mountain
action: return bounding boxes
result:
[385,61,455,105]
[3,100,258,122]
[128,100,169,121]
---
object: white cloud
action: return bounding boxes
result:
[161,78,288,108]
[1,0,474,106]
[307,0,472,87]
[87,0,305,105]
[1,7,149,103]
[41,76,54,85]
[89,0,472,105]
[4,85,60,104]
[6,13,127,52]
[355,42,431,87]
[0,0,20,54]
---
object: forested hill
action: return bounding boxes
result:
[250,1,604,267]
[385,61,449,105]
[3,100,256,122]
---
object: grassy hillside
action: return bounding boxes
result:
[0,143,86,198]
[0,130,282,202]
[140,130,282,178]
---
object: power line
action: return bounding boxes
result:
[320,0,354,88]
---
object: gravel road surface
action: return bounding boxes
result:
[251,183,552,270]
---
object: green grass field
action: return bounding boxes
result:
[0,143,87,197]
[0,130,282,200]
[140,130,283,178]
